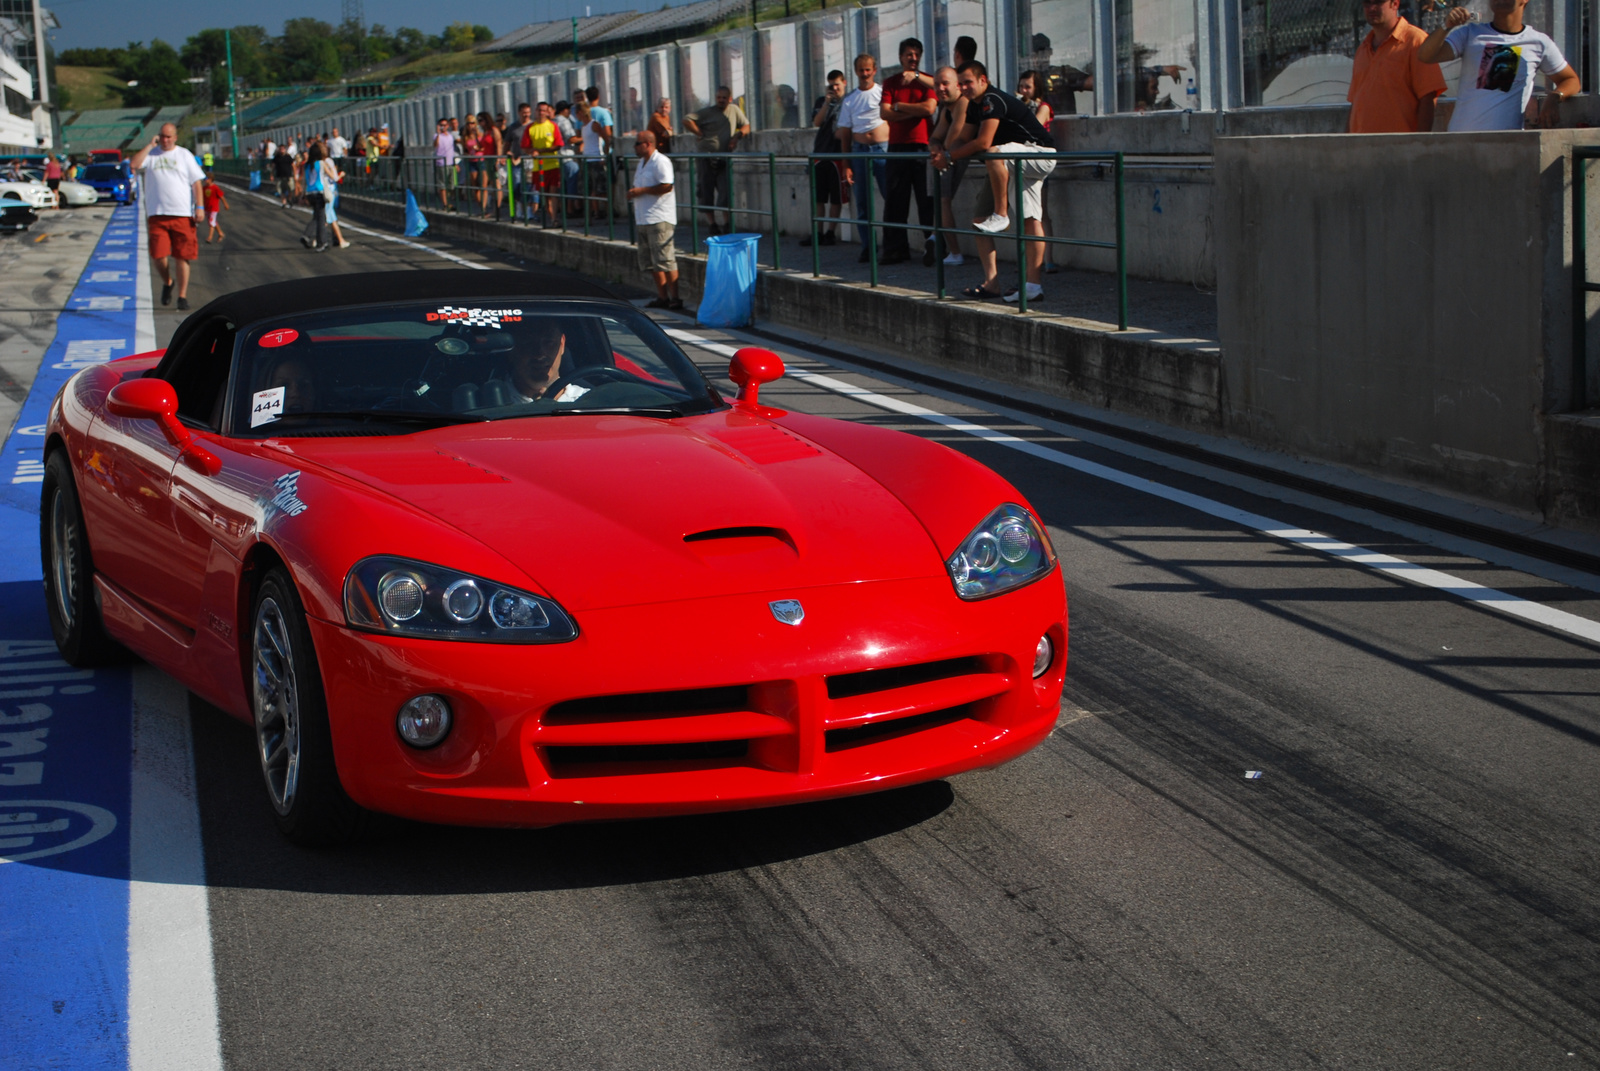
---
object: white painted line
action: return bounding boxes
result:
[134,201,154,354]
[664,326,1600,648]
[127,667,223,1071]
[239,186,489,269]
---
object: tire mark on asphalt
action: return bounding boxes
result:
[1056,592,1600,1062]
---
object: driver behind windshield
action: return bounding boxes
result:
[265,355,317,413]
[502,319,584,403]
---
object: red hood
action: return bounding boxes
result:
[281,409,948,612]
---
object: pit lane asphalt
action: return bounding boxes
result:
[160,190,1600,1070]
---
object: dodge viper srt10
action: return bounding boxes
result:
[41,270,1067,843]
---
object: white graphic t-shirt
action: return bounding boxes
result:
[137,145,205,217]
[1445,22,1567,131]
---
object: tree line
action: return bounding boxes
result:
[58,19,496,108]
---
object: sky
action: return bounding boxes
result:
[47,0,648,52]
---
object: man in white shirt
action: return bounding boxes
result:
[835,53,888,262]
[327,127,349,159]
[1418,0,1580,130]
[627,131,681,309]
[128,123,205,311]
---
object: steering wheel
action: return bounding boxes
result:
[541,365,633,402]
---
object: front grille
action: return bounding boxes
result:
[825,657,987,700]
[543,685,750,723]
[545,740,749,768]
[824,705,970,752]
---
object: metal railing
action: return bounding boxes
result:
[806,148,1126,326]
[1572,146,1598,411]
[223,146,1129,327]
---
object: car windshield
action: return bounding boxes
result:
[230,299,723,435]
[83,165,123,180]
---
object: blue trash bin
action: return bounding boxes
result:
[698,232,761,328]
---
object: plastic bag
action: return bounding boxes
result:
[248,171,261,191]
[404,189,429,238]
[697,233,760,328]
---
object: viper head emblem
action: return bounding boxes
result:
[769,599,804,626]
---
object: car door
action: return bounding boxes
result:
[77,376,186,624]
[156,317,246,630]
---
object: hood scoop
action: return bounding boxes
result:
[683,525,799,559]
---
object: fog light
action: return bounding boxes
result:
[1032,634,1054,678]
[397,694,452,748]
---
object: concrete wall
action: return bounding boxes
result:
[1215,130,1600,517]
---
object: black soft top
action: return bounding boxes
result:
[161,268,620,366]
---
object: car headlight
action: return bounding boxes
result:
[946,504,1055,600]
[344,555,578,643]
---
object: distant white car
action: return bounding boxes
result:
[20,169,98,207]
[0,181,53,209]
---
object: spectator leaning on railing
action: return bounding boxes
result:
[583,86,616,219]
[522,102,565,227]
[1346,0,1447,132]
[837,54,888,263]
[802,70,849,248]
[932,62,1056,304]
[880,37,938,267]
[1417,0,1580,129]
[432,119,457,209]
[929,65,971,266]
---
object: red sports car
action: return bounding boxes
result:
[41,271,1067,843]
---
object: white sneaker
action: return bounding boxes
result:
[338,240,352,248]
[942,252,966,266]
[1003,283,1044,303]
[973,214,1010,233]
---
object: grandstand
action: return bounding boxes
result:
[59,107,153,153]
[479,12,640,53]
[589,0,748,46]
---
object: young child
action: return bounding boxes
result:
[202,172,229,242]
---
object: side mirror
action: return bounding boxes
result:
[728,347,785,408]
[106,378,222,477]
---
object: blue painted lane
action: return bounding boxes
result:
[0,203,143,1071]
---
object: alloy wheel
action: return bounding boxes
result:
[48,486,76,631]
[253,596,301,815]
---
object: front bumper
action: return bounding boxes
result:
[308,573,1067,827]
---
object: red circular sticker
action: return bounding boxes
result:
[260,328,299,348]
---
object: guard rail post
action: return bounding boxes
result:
[688,156,699,255]
[606,148,616,243]
[934,166,945,300]
[768,153,781,271]
[807,155,820,277]
[1014,160,1028,313]
[864,152,878,287]
[1115,152,1127,331]
[1574,146,1596,410]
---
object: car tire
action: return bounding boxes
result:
[40,450,121,666]
[251,566,367,845]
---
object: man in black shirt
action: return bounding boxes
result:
[931,62,1056,302]
[802,70,848,247]
[271,146,295,208]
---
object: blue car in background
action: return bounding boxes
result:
[79,161,135,204]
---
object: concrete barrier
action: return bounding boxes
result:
[1215,129,1600,528]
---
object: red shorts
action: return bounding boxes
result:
[148,215,198,261]
[536,168,561,193]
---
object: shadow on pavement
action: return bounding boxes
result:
[191,692,955,896]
